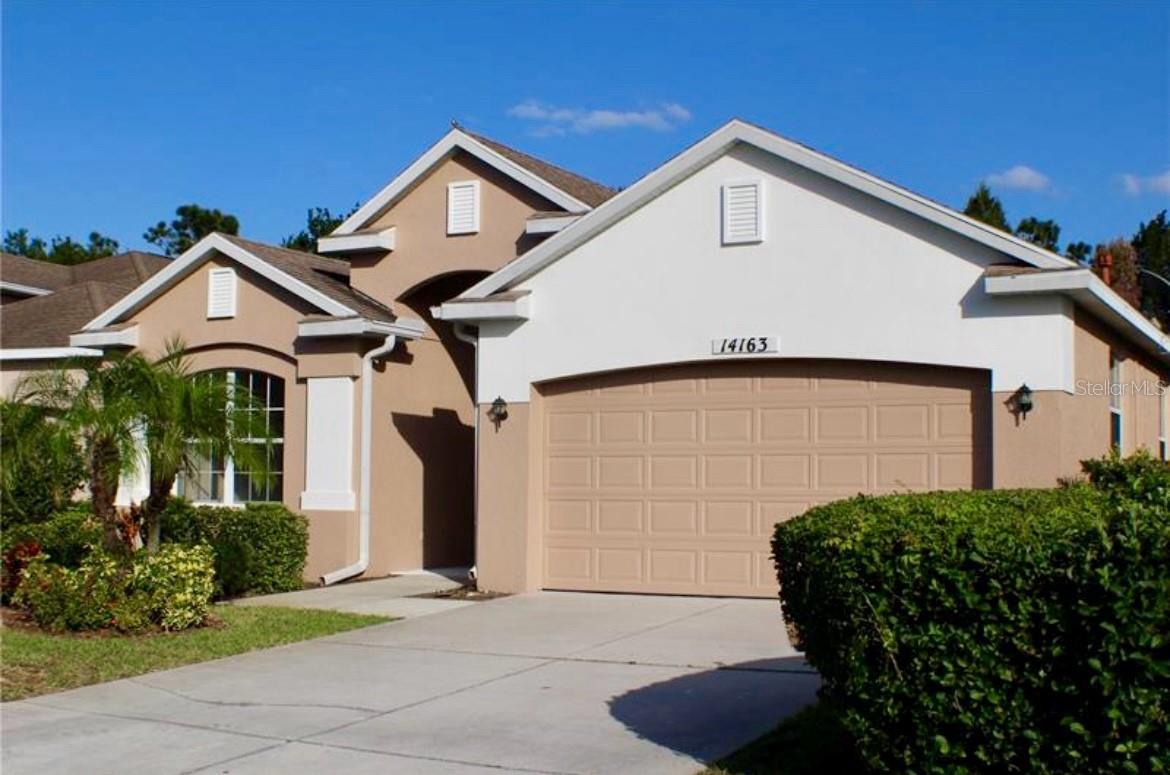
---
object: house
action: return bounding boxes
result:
[2,120,1166,597]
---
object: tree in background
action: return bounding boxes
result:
[144,204,240,256]
[281,205,359,253]
[1014,217,1061,252]
[1133,210,1170,327]
[3,228,120,265]
[1065,241,1093,264]
[1092,239,1142,310]
[963,184,1010,232]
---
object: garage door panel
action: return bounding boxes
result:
[597,500,644,534]
[542,360,989,597]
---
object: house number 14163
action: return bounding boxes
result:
[711,336,778,355]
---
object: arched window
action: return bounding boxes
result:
[177,369,285,505]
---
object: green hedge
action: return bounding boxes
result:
[773,458,1170,774]
[161,501,308,597]
[2,507,103,568]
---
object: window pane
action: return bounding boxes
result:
[1111,412,1122,450]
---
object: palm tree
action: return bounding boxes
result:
[15,353,154,553]
[136,341,271,553]
[13,342,273,554]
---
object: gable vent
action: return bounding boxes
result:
[722,181,764,245]
[207,267,237,319]
[447,180,480,235]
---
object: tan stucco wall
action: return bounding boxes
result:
[1,361,73,397]
[349,151,557,306]
[475,400,541,594]
[992,309,1169,488]
[367,275,477,575]
[127,256,363,581]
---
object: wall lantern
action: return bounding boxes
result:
[1013,384,1034,418]
[487,396,509,430]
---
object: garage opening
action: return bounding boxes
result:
[538,360,991,597]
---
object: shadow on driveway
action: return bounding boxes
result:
[607,657,821,764]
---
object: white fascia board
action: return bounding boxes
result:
[83,233,355,331]
[333,129,591,235]
[297,316,426,339]
[986,269,1170,360]
[69,325,139,348]
[317,226,396,255]
[432,294,530,322]
[525,214,583,235]
[0,281,53,297]
[460,119,1076,300]
[0,346,102,361]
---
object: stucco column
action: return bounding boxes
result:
[475,401,541,593]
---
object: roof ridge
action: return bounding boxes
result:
[463,130,618,208]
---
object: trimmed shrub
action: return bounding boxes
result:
[3,507,103,568]
[14,545,215,632]
[1,541,42,604]
[773,474,1170,774]
[162,500,308,596]
[130,545,216,630]
[16,552,125,631]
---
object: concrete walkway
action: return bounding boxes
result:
[2,592,819,775]
[232,568,473,619]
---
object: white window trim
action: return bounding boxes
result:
[447,180,481,235]
[1159,387,1168,461]
[721,179,765,245]
[1109,354,1123,450]
[207,267,238,319]
[180,370,285,505]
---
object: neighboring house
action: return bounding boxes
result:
[2,120,1167,596]
[0,251,171,393]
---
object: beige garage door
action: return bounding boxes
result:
[540,360,990,597]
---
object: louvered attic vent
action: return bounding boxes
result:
[722,180,764,245]
[447,180,480,235]
[207,267,237,318]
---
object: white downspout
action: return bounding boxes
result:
[452,323,479,582]
[321,334,398,586]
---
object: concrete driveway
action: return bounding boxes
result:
[2,592,819,775]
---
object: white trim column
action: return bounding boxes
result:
[300,376,357,511]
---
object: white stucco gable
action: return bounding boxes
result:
[469,141,1075,402]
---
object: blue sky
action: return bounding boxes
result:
[3,2,1168,254]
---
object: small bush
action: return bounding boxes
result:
[162,500,308,596]
[3,507,103,568]
[0,401,87,526]
[16,552,125,631]
[773,462,1170,775]
[1,541,42,604]
[14,545,215,632]
[130,545,216,630]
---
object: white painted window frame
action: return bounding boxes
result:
[1109,353,1123,451]
[1160,386,1168,461]
[721,179,765,245]
[181,370,285,507]
[207,267,238,319]
[447,180,481,235]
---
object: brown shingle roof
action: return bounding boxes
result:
[0,252,173,349]
[466,131,618,208]
[1,251,170,295]
[1,253,73,292]
[217,234,396,322]
[0,281,134,348]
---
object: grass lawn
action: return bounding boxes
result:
[1,605,390,702]
[701,703,864,775]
